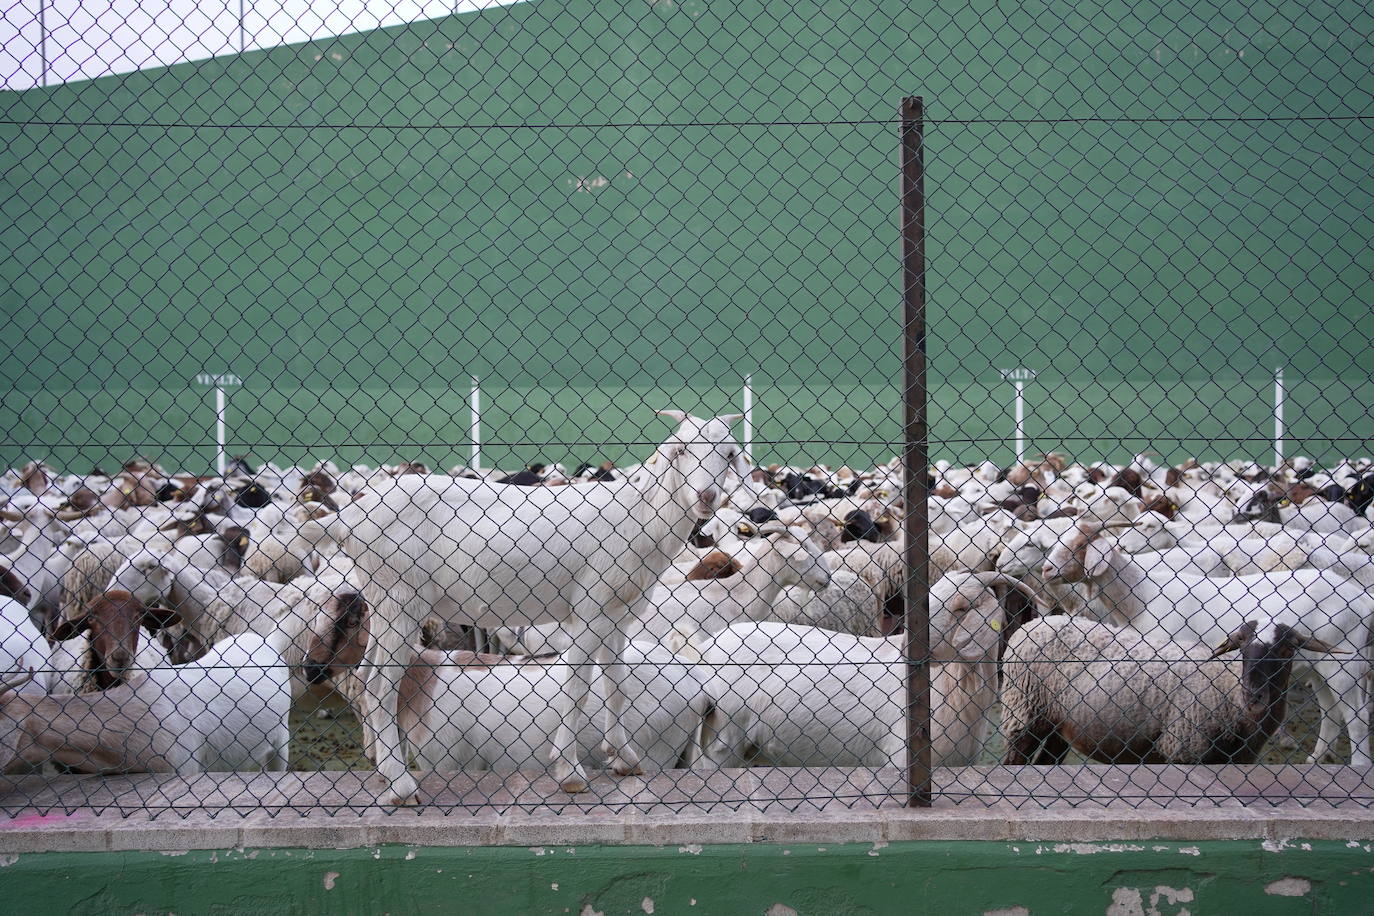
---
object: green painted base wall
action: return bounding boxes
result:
[7,840,1373,914]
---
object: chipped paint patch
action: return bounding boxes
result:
[984,907,1029,916]
[1150,886,1194,910]
[1107,885,1194,916]
[579,905,605,916]
[1264,877,1311,897]
[0,854,17,868]
[531,847,547,856]
[678,844,702,855]
[868,840,889,857]
[765,905,798,916]
[323,871,340,890]
[159,850,188,857]
[1051,843,1146,855]
[1106,887,1143,916]
[405,850,416,860]
[551,883,558,891]
[1177,847,1200,857]
[641,897,655,914]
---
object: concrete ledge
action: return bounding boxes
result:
[3,765,1374,852]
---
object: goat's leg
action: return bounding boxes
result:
[1326,662,1372,767]
[362,599,419,805]
[1305,678,1343,764]
[594,624,643,777]
[547,617,595,793]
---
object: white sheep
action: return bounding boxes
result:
[697,571,1037,769]
[1042,521,1374,764]
[1001,614,1342,764]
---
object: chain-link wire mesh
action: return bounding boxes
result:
[0,0,1371,817]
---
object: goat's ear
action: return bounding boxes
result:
[656,409,689,424]
[1082,534,1115,579]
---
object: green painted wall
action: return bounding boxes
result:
[4,840,1372,914]
[2,0,1370,471]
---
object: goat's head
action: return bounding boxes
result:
[302,592,369,685]
[76,590,181,690]
[652,411,748,520]
[1210,621,1346,724]
[929,571,1038,663]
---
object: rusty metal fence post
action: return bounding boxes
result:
[901,95,931,808]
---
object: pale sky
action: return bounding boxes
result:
[1,0,524,90]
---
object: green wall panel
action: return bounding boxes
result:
[3,840,1373,915]
[2,0,1370,470]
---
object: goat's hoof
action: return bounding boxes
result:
[612,761,645,777]
[560,776,590,794]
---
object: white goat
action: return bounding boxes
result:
[298,411,748,803]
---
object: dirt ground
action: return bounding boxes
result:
[287,682,1349,773]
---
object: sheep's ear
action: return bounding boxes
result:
[716,413,744,425]
[958,591,1005,661]
[142,604,182,632]
[47,613,91,642]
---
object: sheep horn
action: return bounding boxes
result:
[0,669,33,700]
[655,409,689,423]
[1293,635,1349,655]
[716,413,745,424]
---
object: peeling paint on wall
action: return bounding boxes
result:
[1263,877,1311,897]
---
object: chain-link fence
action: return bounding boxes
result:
[1,0,1371,816]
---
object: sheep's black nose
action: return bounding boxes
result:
[304,663,332,685]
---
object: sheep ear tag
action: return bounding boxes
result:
[989,619,1002,632]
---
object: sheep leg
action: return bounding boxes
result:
[361,596,419,806]
[547,618,595,793]
[1033,730,1071,764]
[1003,717,1055,765]
[594,625,643,777]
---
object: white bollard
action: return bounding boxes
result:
[215,384,227,475]
[195,373,241,475]
[742,374,754,459]
[999,368,1036,464]
[470,376,481,473]
[1274,367,1284,468]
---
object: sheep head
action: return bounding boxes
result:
[929,571,1038,663]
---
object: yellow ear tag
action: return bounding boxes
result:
[990,620,1002,632]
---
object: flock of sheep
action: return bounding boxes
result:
[1,410,1373,806]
